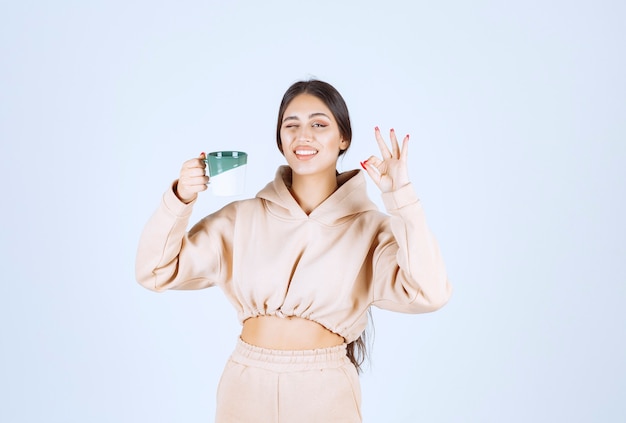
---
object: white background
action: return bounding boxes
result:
[1,1,624,422]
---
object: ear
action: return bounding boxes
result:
[339,138,350,151]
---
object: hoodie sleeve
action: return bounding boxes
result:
[135,182,235,292]
[370,183,452,313]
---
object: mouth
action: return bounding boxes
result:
[295,149,318,156]
[293,148,318,160]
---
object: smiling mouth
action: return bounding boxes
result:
[294,149,318,156]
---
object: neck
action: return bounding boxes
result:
[290,170,338,215]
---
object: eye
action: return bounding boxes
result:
[312,122,328,128]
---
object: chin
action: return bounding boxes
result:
[290,164,336,178]
[285,154,337,176]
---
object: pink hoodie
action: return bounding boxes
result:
[136,166,451,342]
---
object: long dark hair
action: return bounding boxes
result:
[276,79,352,157]
[276,79,371,372]
[347,311,374,374]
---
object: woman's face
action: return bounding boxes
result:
[279,94,348,177]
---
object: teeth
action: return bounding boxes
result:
[295,150,317,156]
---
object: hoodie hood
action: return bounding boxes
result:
[256,166,379,226]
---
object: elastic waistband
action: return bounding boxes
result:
[230,338,350,372]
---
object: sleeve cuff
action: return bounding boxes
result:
[381,183,420,211]
[162,180,196,217]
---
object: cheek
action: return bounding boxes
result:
[280,130,293,144]
[279,134,294,155]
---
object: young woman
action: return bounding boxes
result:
[136,79,452,422]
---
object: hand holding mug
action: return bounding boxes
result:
[175,152,209,203]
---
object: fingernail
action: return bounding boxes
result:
[406,134,410,140]
[374,126,379,131]
[200,152,205,156]
[390,128,395,132]
[360,161,367,170]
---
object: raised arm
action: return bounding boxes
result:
[135,153,230,292]
[362,127,452,312]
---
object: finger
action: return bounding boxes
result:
[182,156,207,170]
[374,126,392,159]
[189,179,209,191]
[180,184,208,194]
[400,134,409,161]
[390,128,401,158]
[179,175,209,190]
[363,156,383,177]
[180,173,209,184]
[182,167,207,178]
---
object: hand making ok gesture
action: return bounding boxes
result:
[361,127,411,193]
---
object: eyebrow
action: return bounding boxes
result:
[282,112,331,123]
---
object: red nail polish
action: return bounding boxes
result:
[360,161,367,170]
[390,128,395,132]
[375,126,379,131]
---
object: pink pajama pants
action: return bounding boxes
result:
[215,338,362,423]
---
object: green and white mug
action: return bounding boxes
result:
[205,151,248,196]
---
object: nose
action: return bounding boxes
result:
[297,125,313,142]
